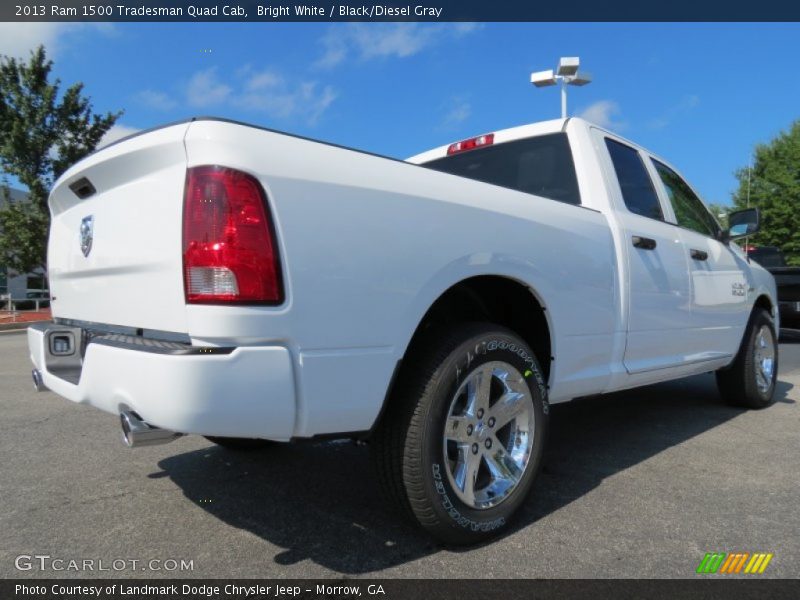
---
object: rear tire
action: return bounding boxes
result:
[716,308,778,409]
[204,436,276,451]
[371,323,548,545]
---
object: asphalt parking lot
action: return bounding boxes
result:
[1,329,798,579]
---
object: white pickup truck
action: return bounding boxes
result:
[28,116,778,544]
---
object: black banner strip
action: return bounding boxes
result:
[2,0,800,22]
[4,579,800,600]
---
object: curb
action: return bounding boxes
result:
[0,319,50,333]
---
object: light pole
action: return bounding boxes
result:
[530,57,592,118]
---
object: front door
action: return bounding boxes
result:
[650,159,749,358]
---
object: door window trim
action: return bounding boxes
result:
[647,156,723,241]
[594,132,674,224]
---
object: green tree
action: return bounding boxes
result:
[707,202,731,229]
[732,120,800,265]
[0,45,121,275]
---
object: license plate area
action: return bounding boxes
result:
[43,325,84,385]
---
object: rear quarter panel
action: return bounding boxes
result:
[184,120,619,436]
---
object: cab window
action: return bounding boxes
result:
[652,160,720,238]
[605,138,663,220]
[422,133,582,206]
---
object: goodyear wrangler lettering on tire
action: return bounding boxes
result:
[486,340,539,377]
[486,338,548,408]
[455,341,488,380]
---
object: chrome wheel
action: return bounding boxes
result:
[442,361,535,510]
[754,324,776,394]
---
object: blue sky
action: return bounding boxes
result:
[1,22,799,205]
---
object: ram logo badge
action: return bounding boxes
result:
[80,215,94,257]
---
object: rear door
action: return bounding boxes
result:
[599,134,695,373]
[649,159,749,357]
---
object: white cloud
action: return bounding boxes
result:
[578,100,625,131]
[135,89,177,111]
[0,23,70,58]
[186,68,232,108]
[316,23,480,69]
[683,94,700,108]
[0,23,114,59]
[451,23,481,36]
[235,70,338,124]
[648,94,699,130]
[136,67,338,125]
[97,124,141,149]
[244,70,282,92]
[440,97,471,129]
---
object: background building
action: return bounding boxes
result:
[0,188,47,306]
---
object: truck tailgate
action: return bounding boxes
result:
[47,123,190,333]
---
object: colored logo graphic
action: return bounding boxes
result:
[697,552,773,574]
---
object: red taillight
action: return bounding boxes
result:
[447,133,494,155]
[182,166,283,304]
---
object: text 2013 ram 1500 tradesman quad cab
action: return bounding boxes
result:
[28,116,778,544]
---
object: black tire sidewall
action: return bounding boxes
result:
[416,329,548,540]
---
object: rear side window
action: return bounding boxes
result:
[652,160,720,238]
[421,133,581,205]
[605,138,663,220]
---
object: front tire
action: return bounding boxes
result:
[716,308,778,409]
[372,323,548,545]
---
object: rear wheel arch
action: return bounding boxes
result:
[400,275,551,386]
[371,275,553,437]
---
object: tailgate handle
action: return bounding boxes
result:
[690,248,709,261]
[69,177,96,199]
[632,236,657,250]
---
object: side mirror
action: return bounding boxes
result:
[727,207,760,241]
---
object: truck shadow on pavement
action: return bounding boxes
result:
[156,372,793,574]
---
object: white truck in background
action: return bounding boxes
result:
[28,116,778,544]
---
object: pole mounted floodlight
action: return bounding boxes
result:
[531,70,557,88]
[530,56,592,118]
[557,57,580,77]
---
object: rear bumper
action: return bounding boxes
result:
[27,323,297,440]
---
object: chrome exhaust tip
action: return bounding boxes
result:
[32,369,47,392]
[120,410,182,448]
